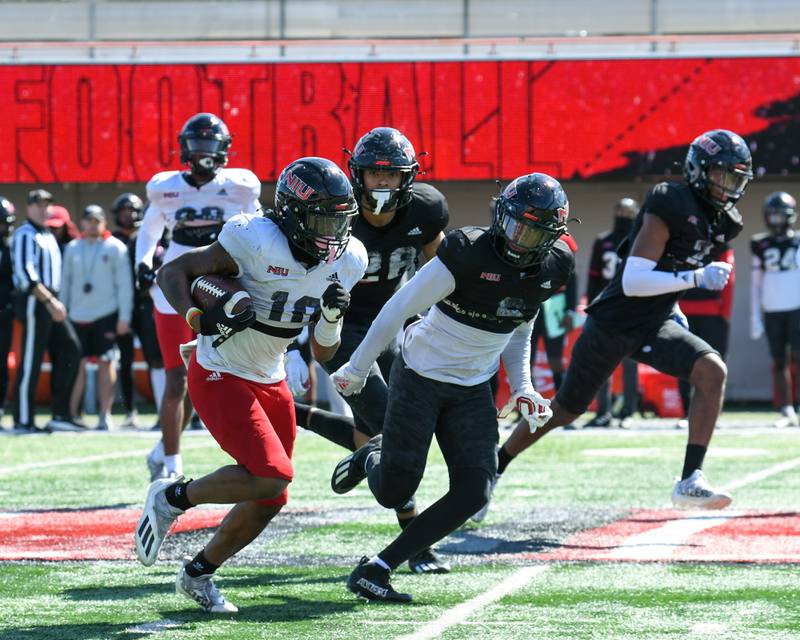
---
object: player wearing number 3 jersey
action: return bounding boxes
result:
[135,113,262,481]
[493,129,754,513]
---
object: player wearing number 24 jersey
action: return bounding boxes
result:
[750,191,800,427]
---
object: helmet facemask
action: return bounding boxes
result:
[492,197,566,268]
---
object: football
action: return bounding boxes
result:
[190,274,252,317]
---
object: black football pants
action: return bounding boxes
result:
[13,295,80,425]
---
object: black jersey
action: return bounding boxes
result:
[750,232,800,272]
[348,182,448,321]
[0,238,12,310]
[586,221,633,303]
[587,181,743,330]
[435,226,574,334]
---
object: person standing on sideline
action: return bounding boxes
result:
[111,193,165,428]
[62,205,133,430]
[12,189,82,432]
[45,205,80,253]
[135,113,261,479]
[750,191,800,427]
[0,196,16,422]
[584,198,640,428]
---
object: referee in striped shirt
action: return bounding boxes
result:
[12,189,82,432]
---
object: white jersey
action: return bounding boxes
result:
[196,214,368,384]
[135,168,262,314]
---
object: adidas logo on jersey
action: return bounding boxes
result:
[407,227,423,236]
[327,273,340,282]
[206,370,223,382]
[541,280,552,289]
[217,188,228,196]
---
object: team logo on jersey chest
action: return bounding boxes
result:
[164,192,179,198]
[480,272,501,282]
[267,265,290,277]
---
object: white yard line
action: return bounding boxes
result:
[0,441,211,477]
[607,511,742,560]
[720,456,800,492]
[394,565,548,640]
[395,455,800,639]
[614,456,800,560]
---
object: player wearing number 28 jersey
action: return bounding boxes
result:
[289,127,450,575]
[135,113,262,481]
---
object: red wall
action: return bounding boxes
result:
[1,58,797,183]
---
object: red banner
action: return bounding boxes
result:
[0,58,797,183]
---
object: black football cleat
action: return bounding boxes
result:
[408,547,451,574]
[347,557,412,603]
[331,435,382,495]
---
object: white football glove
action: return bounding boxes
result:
[751,314,765,341]
[693,261,732,291]
[284,349,310,397]
[332,362,368,397]
[499,388,552,432]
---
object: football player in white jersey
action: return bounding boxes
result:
[133,157,367,613]
[135,113,262,481]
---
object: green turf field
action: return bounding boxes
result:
[1,411,799,639]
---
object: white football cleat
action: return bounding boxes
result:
[176,557,238,613]
[671,469,732,510]
[470,473,501,523]
[134,476,185,566]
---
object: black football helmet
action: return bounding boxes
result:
[178,112,231,178]
[274,157,358,264]
[763,191,797,235]
[348,127,419,214]
[490,173,569,268]
[111,192,144,229]
[0,195,15,225]
[684,129,753,213]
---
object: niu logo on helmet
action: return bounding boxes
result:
[284,171,316,201]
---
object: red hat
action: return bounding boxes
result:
[46,205,71,228]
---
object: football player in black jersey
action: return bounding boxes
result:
[290,127,450,574]
[750,191,800,427]
[584,198,640,428]
[492,129,753,513]
[328,173,574,602]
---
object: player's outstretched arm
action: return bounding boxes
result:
[334,258,456,397]
[157,241,239,324]
[622,214,732,296]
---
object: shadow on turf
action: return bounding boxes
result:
[440,529,561,555]
[63,570,345,602]
[6,622,131,640]
[161,594,362,622]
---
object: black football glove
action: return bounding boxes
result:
[198,301,257,347]
[135,263,157,292]
[320,282,350,323]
